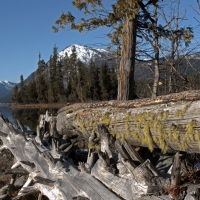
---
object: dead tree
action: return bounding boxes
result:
[0,114,120,200]
[57,90,200,154]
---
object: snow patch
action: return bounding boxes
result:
[58,44,108,64]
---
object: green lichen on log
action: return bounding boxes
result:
[156,122,168,154]
[143,122,154,152]
[167,124,180,143]
[101,112,111,126]
[88,140,101,151]
[175,104,190,119]
[76,116,87,135]
[157,110,169,120]
[195,131,200,149]
[180,120,196,151]
[125,112,132,137]
[64,104,200,153]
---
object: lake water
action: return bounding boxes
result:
[0,106,58,132]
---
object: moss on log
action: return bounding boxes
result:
[57,90,200,153]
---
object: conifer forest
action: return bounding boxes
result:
[12,45,118,104]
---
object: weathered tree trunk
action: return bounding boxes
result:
[169,39,175,94]
[57,90,200,153]
[118,16,137,100]
[152,3,159,98]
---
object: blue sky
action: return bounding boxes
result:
[0,0,199,83]
[0,0,111,83]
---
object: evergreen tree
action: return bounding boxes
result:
[19,75,27,103]
[76,59,88,102]
[20,75,24,90]
[49,45,59,102]
[37,53,48,103]
[12,85,19,103]
[67,45,79,101]
[54,60,65,102]
[26,75,38,103]
[62,52,70,93]
[88,59,100,100]
[99,62,110,100]
[109,66,118,100]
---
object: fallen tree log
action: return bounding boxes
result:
[57,90,200,153]
[0,109,200,199]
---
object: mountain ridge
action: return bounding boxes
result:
[58,44,116,66]
[0,80,16,99]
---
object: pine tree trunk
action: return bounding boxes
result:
[152,55,159,98]
[169,41,174,94]
[152,4,159,98]
[117,17,137,100]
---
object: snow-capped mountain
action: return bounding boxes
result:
[0,80,16,98]
[58,44,116,65]
[0,44,117,102]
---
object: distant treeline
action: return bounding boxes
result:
[12,45,200,104]
[12,45,118,104]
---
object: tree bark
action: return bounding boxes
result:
[118,16,137,100]
[152,3,159,98]
[57,90,200,153]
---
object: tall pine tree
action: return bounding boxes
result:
[49,45,59,102]
[67,45,79,101]
[26,74,38,103]
[54,60,65,102]
[88,59,100,100]
[109,66,118,100]
[19,75,26,103]
[37,53,48,103]
[12,85,19,103]
[99,62,110,100]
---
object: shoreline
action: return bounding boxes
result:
[9,103,69,109]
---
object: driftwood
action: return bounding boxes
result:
[0,113,120,200]
[90,125,170,199]
[57,90,200,153]
[1,93,200,200]
[171,152,181,187]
